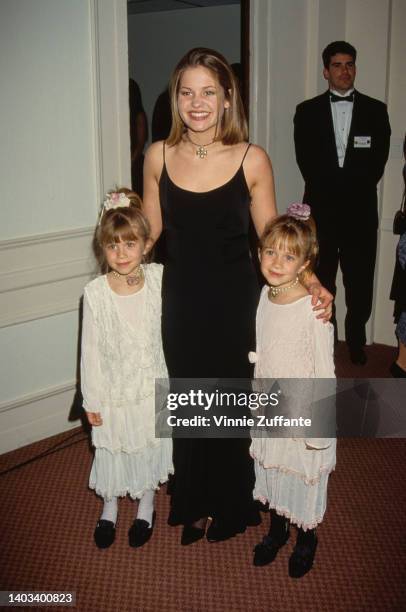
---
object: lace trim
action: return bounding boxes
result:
[254,499,325,531]
[90,469,174,501]
[252,457,336,486]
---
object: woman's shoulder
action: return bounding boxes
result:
[145,140,164,157]
[244,143,271,170]
[144,141,165,173]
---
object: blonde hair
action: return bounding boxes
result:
[95,188,151,272]
[260,214,319,279]
[166,47,248,146]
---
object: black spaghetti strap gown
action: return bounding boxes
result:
[160,143,260,532]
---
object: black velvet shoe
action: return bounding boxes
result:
[253,529,290,566]
[390,362,406,378]
[181,525,206,546]
[289,532,318,578]
[349,346,367,365]
[128,511,156,548]
[94,519,116,549]
[206,520,244,543]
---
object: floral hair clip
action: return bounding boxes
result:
[286,202,311,221]
[103,191,131,210]
[98,191,131,225]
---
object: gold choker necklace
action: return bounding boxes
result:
[111,266,143,287]
[269,276,299,298]
[186,134,215,159]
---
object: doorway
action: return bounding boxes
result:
[127,0,249,151]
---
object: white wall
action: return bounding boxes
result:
[250,0,404,346]
[0,0,131,454]
[127,5,241,142]
[0,0,97,239]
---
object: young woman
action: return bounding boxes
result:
[143,48,331,545]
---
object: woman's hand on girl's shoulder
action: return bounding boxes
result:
[86,411,103,426]
[308,282,333,323]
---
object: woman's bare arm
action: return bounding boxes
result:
[245,145,277,237]
[142,141,164,244]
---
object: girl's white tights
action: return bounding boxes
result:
[101,496,118,525]
[137,489,155,526]
[100,490,155,527]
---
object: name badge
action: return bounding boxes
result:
[354,136,371,148]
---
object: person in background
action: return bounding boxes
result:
[129,79,148,196]
[294,41,391,365]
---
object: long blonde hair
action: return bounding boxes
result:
[166,47,248,146]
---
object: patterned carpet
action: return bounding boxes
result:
[0,343,405,612]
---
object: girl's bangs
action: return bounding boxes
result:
[264,228,302,256]
[101,217,140,245]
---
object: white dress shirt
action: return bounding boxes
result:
[329,88,354,167]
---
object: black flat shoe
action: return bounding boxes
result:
[128,511,156,548]
[94,519,116,549]
[253,530,290,566]
[288,535,318,578]
[206,520,244,543]
[181,525,205,546]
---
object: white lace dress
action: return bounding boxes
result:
[81,263,173,500]
[249,288,336,530]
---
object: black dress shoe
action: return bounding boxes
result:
[94,519,116,549]
[206,520,244,543]
[289,534,318,578]
[128,511,156,548]
[390,362,406,378]
[253,529,290,566]
[349,346,367,365]
[181,525,206,546]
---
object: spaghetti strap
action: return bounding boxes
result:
[240,143,251,167]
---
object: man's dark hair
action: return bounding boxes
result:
[322,41,357,68]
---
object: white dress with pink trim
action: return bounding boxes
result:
[250,288,336,530]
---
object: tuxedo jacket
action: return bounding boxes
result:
[294,90,391,235]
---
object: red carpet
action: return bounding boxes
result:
[0,343,404,611]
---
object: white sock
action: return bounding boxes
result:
[136,489,155,526]
[100,496,118,525]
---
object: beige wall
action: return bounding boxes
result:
[250,0,404,346]
[0,0,130,453]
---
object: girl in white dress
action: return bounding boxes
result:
[81,189,173,549]
[249,203,336,577]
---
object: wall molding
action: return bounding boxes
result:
[0,227,95,328]
[0,226,94,251]
[0,381,80,455]
[0,380,76,414]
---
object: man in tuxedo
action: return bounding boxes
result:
[294,41,391,364]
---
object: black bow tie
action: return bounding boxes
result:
[330,92,354,103]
